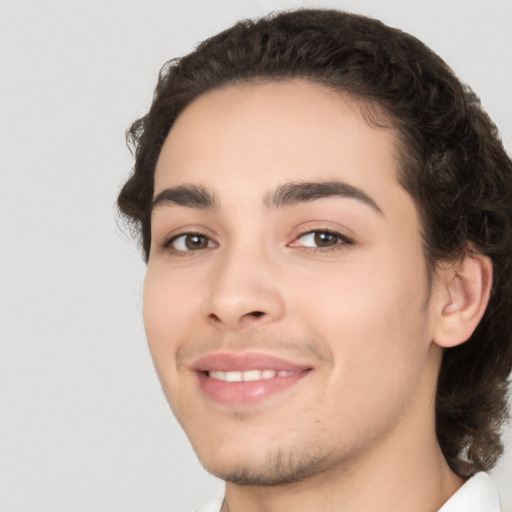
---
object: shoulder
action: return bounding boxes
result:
[438,472,502,512]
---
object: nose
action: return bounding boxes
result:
[203,247,285,330]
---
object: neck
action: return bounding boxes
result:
[222,437,463,512]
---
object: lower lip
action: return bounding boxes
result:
[196,371,309,406]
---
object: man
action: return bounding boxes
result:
[117,9,512,512]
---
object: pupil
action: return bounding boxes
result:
[315,232,337,247]
[186,235,207,250]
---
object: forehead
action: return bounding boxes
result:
[154,79,405,211]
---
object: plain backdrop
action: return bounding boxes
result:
[0,1,511,511]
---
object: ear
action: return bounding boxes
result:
[432,252,493,348]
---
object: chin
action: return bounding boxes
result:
[198,445,335,487]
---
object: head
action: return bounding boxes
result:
[118,9,512,479]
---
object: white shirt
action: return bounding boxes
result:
[438,472,501,512]
[189,472,502,512]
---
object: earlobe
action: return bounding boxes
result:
[433,252,493,348]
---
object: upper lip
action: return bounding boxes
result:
[191,352,313,373]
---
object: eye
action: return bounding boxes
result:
[293,230,353,249]
[166,233,216,252]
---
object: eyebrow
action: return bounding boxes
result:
[152,184,216,211]
[151,180,382,215]
[265,181,383,214]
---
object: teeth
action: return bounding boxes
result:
[224,371,242,382]
[208,369,285,382]
[277,370,296,377]
[243,370,266,381]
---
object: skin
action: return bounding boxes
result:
[144,80,468,512]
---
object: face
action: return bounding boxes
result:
[144,80,443,485]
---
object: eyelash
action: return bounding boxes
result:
[162,228,353,255]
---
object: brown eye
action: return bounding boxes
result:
[296,230,350,248]
[169,233,214,251]
[185,234,209,250]
[313,231,340,247]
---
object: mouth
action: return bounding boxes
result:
[192,352,313,406]
[207,369,301,382]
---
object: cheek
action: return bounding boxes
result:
[292,256,430,388]
[142,267,197,368]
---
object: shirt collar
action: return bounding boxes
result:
[438,472,502,512]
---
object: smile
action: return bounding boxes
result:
[208,369,299,382]
[192,352,312,406]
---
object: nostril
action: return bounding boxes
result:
[208,313,222,322]
[206,309,270,328]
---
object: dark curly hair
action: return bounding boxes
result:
[118,9,512,477]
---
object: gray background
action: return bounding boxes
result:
[1,1,511,511]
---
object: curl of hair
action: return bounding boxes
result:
[117,9,512,476]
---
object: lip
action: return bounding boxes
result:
[192,352,312,406]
